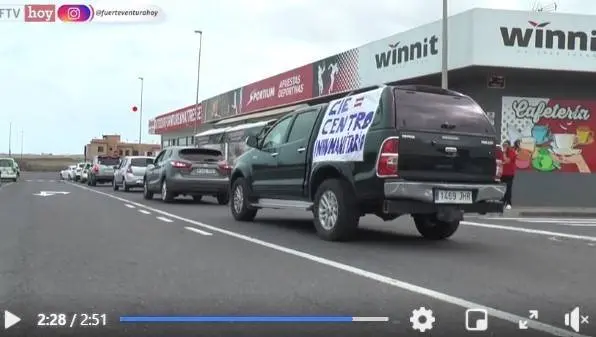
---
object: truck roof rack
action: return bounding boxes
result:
[395,84,465,97]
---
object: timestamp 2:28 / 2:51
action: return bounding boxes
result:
[37,313,108,327]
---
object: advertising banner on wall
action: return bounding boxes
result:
[203,88,242,122]
[501,96,596,174]
[312,49,360,97]
[148,119,156,134]
[473,9,596,73]
[152,104,201,134]
[242,65,313,114]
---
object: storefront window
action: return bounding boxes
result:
[179,137,188,146]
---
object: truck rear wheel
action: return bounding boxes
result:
[313,179,359,241]
[413,214,460,240]
[230,178,257,221]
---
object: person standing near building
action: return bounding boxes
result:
[501,140,518,210]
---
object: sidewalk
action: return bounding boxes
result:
[506,207,596,218]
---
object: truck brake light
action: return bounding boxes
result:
[376,137,399,177]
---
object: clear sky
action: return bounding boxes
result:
[1,0,592,154]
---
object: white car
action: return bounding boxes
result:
[60,165,75,180]
[80,163,91,183]
[0,157,19,182]
[74,162,86,181]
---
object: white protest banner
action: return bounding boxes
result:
[313,87,384,163]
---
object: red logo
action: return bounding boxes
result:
[24,4,56,22]
[528,21,550,28]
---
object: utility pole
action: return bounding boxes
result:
[192,30,203,141]
[20,130,23,160]
[441,0,449,89]
[138,76,144,144]
[8,122,12,157]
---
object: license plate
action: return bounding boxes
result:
[192,168,216,175]
[434,190,473,204]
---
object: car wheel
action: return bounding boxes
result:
[113,178,119,191]
[192,195,203,202]
[123,179,130,192]
[217,192,229,205]
[143,179,153,200]
[413,214,460,240]
[160,179,174,203]
[230,178,257,221]
[313,179,359,241]
[12,178,17,182]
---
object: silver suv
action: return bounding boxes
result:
[113,156,154,192]
[87,155,120,186]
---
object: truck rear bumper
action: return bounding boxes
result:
[383,180,506,214]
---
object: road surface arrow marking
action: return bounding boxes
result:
[529,310,539,320]
[33,191,70,197]
[518,320,529,330]
[4,310,20,329]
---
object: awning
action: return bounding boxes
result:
[195,127,231,138]
[213,104,307,127]
[225,119,277,133]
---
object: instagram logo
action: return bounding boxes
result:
[57,4,93,22]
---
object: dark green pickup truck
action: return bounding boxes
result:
[229,85,506,241]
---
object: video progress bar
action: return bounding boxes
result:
[120,316,390,323]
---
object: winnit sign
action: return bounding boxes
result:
[500,20,596,51]
[374,35,439,69]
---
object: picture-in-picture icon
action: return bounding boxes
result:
[465,309,488,331]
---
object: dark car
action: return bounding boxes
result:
[88,155,120,186]
[229,85,506,241]
[143,146,230,204]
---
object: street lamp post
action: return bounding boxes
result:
[192,30,203,141]
[8,122,12,157]
[441,0,449,89]
[20,130,23,160]
[138,76,144,144]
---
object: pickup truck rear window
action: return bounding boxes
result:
[0,159,13,167]
[395,90,494,134]
[179,148,223,162]
[130,158,154,167]
[98,157,120,166]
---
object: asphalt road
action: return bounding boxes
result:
[1,172,594,337]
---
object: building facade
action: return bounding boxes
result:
[85,135,161,160]
[148,8,596,207]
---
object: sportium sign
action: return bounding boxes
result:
[500,20,596,51]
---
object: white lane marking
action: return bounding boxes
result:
[124,204,135,209]
[462,221,596,243]
[484,217,596,223]
[588,243,595,247]
[25,180,32,182]
[67,182,588,337]
[185,226,213,236]
[138,209,151,215]
[0,182,14,190]
[156,216,173,223]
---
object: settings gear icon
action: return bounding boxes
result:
[410,306,435,332]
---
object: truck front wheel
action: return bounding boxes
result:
[230,178,257,221]
[413,214,460,240]
[313,179,359,241]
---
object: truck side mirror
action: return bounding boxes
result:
[246,135,259,149]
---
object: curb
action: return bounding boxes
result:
[517,211,596,218]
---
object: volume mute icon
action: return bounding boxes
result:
[4,310,21,329]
